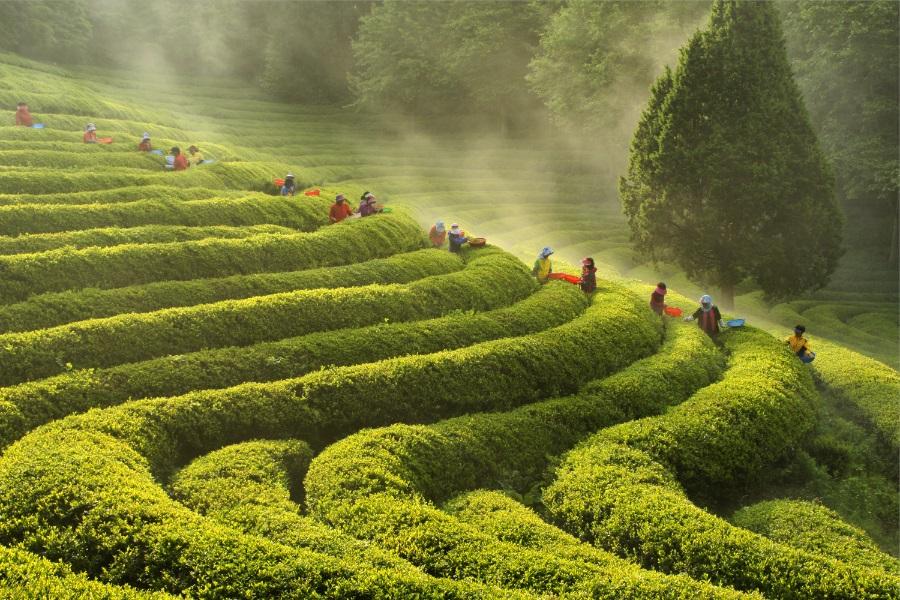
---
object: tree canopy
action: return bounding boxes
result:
[779,0,899,266]
[620,0,843,307]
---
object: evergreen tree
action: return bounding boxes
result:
[620,0,843,307]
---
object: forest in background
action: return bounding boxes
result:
[0,0,896,270]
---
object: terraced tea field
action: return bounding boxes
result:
[0,54,897,598]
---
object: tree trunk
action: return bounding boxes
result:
[719,283,735,311]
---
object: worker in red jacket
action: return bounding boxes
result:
[170,147,189,171]
[329,194,354,223]
[14,102,33,126]
[83,123,98,143]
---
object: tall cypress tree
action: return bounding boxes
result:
[620,0,843,308]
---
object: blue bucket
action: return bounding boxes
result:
[727,318,745,328]
[31,123,45,129]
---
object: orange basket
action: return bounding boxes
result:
[274,178,285,187]
[548,272,582,285]
[664,306,683,317]
[469,237,486,247]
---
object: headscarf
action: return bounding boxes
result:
[450,223,461,235]
[700,294,713,312]
[141,132,150,140]
[335,194,345,203]
[654,284,667,296]
[539,247,554,259]
[435,221,445,232]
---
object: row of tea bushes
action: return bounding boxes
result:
[0,248,462,332]
[731,499,899,575]
[0,184,238,206]
[543,329,899,598]
[0,283,585,448]
[0,212,427,301]
[170,440,438,577]
[0,427,530,599]
[0,545,173,599]
[0,223,297,255]
[0,248,534,385]
[303,323,742,597]
[0,193,330,236]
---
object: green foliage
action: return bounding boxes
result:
[544,329,900,598]
[527,0,708,148]
[620,0,843,304]
[0,428,527,598]
[731,499,900,574]
[350,1,546,130]
[0,281,584,449]
[811,341,900,450]
[0,193,329,236]
[0,223,296,255]
[0,248,461,331]
[0,544,173,599]
[779,0,899,263]
[303,321,741,597]
[0,248,533,386]
[0,212,426,301]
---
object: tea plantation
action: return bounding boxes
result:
[0,53,897,598]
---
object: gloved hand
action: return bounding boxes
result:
[683,316,694,322]
[719,319,727,329]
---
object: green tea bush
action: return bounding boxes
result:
[812,341,900,450]
[0,544,173,599]
[302,324,734,597]
[444,491,755,599]
[0,149,164,170]
[0,248,534,385]
[0,193,330,236]
[170,439,440,575]
[0,282,585,448]
[0,429,528,599]
[544,329,900,598]
[731,499,900,574]
[0,223,296,255]
[0,213,426,301]
[0,184,237,206]
[0,248,462,332]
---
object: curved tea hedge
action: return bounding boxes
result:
[812,341,900,451]
[0,223,297,255]
[170,439,440,575]
[0,212,426,301]
[0,184,237,206]
[0,193,330,236]
[731,499,900,575]
[0,429,529,599]
[0,546,173,599]
[543,329,900,598]
[0,283,586,448]
[0,248,463,332]
[0,247,534,385]
[304,322,735,597]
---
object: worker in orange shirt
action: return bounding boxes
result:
[329,194,354,223]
